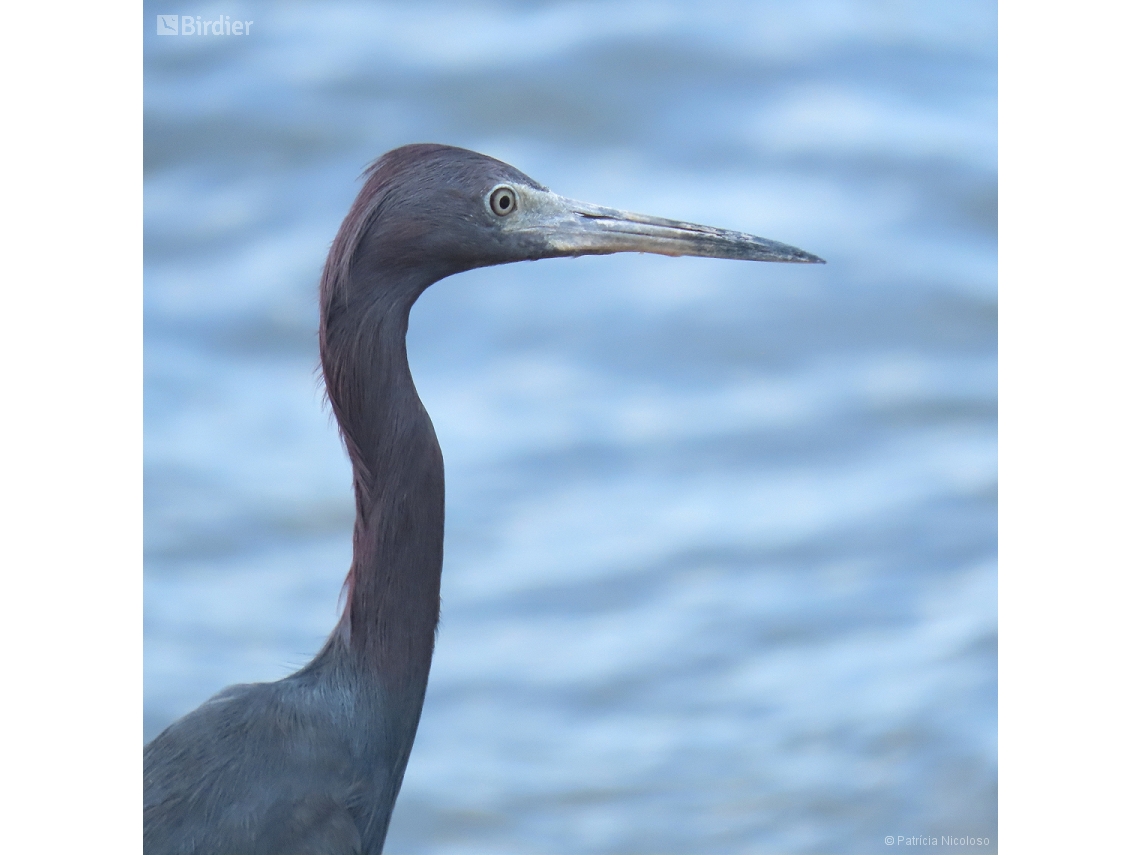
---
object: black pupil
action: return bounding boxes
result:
[498,194,510,210]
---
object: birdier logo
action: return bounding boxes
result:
[156,15,254,36]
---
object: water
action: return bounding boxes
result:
[144,1,997,851]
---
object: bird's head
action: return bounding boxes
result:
[322,144,823,311]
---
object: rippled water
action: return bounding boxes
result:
[144,1,997,852]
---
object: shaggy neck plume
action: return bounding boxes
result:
[319,253,445,690]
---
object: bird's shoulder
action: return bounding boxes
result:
[144,677,369,854]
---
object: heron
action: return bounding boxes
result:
[144,143,824,854]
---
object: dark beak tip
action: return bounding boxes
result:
[782,250,825,264]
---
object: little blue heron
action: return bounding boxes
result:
[143,144,823,854]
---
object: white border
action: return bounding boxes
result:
[1000,0,1139,850]
[2,2,140,850]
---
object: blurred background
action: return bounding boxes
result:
[144,1,996,852]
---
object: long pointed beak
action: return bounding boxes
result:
[509,187,825,264]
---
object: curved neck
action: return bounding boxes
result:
[320,270,444,690]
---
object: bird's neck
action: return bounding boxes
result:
[320,278,444,697]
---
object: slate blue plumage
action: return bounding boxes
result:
[143,144,821,854]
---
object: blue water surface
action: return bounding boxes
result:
[144,2,997,852]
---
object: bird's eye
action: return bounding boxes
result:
[489,185,518,216]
